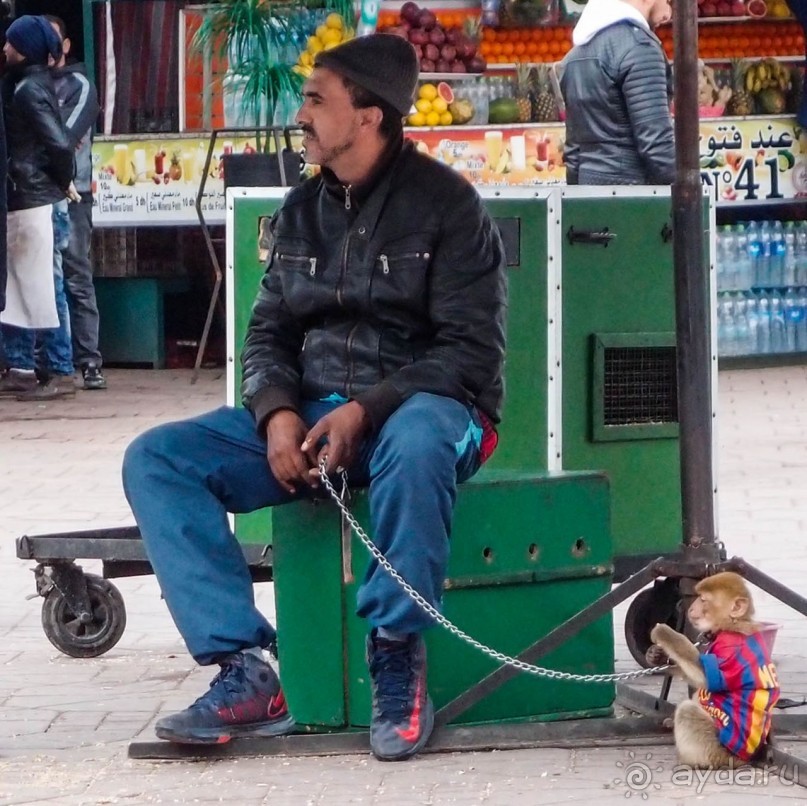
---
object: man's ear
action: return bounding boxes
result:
[63,36,71,57]
[359,105,383,132]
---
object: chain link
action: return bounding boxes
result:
[318,463,673,684]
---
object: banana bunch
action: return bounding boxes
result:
[744,59,792,94]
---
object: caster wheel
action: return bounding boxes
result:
[41,573,126,658]
[624,579,680,668]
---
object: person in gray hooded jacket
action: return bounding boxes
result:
[560,0,674,185]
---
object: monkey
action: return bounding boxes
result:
[649,572,780,769]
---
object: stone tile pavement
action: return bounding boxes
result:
[2,367,807,804]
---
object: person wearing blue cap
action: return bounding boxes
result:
[0,15,77,400]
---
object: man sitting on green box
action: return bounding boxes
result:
[122,33,506,761]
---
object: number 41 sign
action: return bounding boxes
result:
[698,118,806,204]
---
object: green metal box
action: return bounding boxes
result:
[272,470,615,729]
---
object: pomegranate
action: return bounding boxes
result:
[420,58,436,72]
[466,54,487,73]
[424,43,440,62]
[429,27,446,46]
[451,61,467,73]
[441,44,457,62]
[408,28,429,46]
[400,2,420,23]
[417,9,437,30]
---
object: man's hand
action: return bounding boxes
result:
[266,409,311,495]
[65,182,81,203]
[301,401,370,484]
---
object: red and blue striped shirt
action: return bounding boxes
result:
[697,630,780,761]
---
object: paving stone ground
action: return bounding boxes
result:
[2,366,807,805]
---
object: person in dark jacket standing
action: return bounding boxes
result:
[0,15,76,399]
[122,34,506,761]
[47,16,105,390]
[560,0,675,185]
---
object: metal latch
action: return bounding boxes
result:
[566,226,617,247]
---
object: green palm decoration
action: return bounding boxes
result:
[192,0,314,139]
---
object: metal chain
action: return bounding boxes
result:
[318,463,673,684]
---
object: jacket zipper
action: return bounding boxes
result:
[280,253,317,277]
[345,322,359,395]
[343,184,351,210]
[378,252,430,274]
[337,234,350,306]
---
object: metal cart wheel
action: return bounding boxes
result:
[41,573,127,658]
[624,579,680,668]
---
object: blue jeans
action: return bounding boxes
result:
[3,200,73,375]
[122,393,482,665]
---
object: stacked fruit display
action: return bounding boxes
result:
[380,2,486,73]
[658,19,805,59]
[294,12,353,78]
[696,0,766,18]
[407,81,478,126]
[699,57,798,115]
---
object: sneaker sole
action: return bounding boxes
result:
[155,713,296,745]
[372,698,435,762]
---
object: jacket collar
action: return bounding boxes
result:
[320,130,405,211]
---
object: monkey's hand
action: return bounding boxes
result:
[645,644,670,668]
[650,623,707,689]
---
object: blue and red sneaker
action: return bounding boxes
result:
[367,631,434,761]
[155,652,295,744]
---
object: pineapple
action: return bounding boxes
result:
[515,63,533,124]
[462,15,482,49]
[725,60,753,117]
[532,63,559,123]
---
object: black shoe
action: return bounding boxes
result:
[0,369,37,397]
[15,376,76,401]
[154,652,295,744]
[367,631,434,761]
[81,363,107,390]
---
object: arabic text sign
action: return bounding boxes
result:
[699,118,806,204]
[92,136,264,226]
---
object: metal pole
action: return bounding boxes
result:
[672,0,717,553]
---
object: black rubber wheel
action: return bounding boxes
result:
[41,574,127,658]
[624,579,680,668]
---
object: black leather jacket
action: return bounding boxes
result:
[2,64,74,211]
[241,138,507,433]
[560,21,675,185]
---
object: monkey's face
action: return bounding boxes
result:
[688,591,750,633]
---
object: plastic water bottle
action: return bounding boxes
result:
[715,227,726,291]
[770,220,786,287]
[783,288,801,352]
[722,226,739,290]
[735,224,752,291]
[718,295,736,356]
[746,221,762,287]
[733,292,751,355]
[745,292,759,355]
[784,222,798,288]
[770,291,787,353]
[798,287,807,352]
[759,221,772,287]
[757,292,771,353]
[796,222,807,286]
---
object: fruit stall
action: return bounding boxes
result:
[82,0,806,365]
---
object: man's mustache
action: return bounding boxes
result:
[300,126,316,138]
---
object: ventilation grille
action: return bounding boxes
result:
[602,346,678,426]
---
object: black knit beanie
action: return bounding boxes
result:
[314,33,418,116]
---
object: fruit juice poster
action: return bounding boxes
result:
[699,117,807,203]
[407,125,567,186]
[91,136,271,226]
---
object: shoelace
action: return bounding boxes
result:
[193,656,249,709]
[370,642,414,722]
